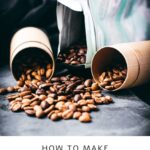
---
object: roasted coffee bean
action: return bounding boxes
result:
[7,94,19,101]
[55,101,65,110]
[73,111,82,119]
[51,77,60,82]
[95,96,113,104]
[76,85,84,90]
[49,86,56,93]
[84,79,92,87]
[17,80,24,87]
[0,88,7,94]
[62,109,74,120]
[44,105,55,114]
[91,83,99,91]
[74,94,82,102]
[30,100,41,107]
[45,97,54,105]
[68,103,76,111]
[41,101,49,110]
[50,113,59,121]
[19,91,31,97]
[86,99,95,104]
[25,109,35,116]
[48,93,57,98]
[99,64,127,90]
[87,104,97,110]
[7,86,15,93]
[39,83,52,89]
[23,94,33,99]
[58,96,67,101]
[11,102,22,112]
[78,100,87,106]
[83,92,91,99]
[57,46,87,65]
[79,112,91,122]
[60,76,67,81]
[36,89,46,95]
[39,94,47,101]
[82,106,90,112]
[34,105,45,118]
[4,60,113,123]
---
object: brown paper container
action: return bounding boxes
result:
[10,27,55,80]
[92,41,150,91]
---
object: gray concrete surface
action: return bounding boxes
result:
[0,66,150,136]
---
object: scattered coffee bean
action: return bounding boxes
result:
[1,61,113,123]
[79,112,91,122]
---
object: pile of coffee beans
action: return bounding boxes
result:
[99,64,127,90]
[57,46,87,65]
[0,63,113,123]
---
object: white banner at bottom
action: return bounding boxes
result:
[0,136,149,150]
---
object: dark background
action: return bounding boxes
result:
[0,0,58,66]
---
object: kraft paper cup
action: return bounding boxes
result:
[92,41,150,91]
[10,27,55,80]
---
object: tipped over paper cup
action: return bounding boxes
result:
[10,27,55,80]
[92,41,150,91]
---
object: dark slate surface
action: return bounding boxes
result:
[0,65,150,136]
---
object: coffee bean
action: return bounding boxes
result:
[46,69,52,79]
[17,80,24,87]
[50,113,59,121]
[57,46,87,65]
[83,92,91,99]
[99,64,127,90]
[73,111,82,119]
[91,83,99,91]
[74,94,82,102]
[45,97,54,105]
[51,77,60,82]
[4,60,113,123]
[78,100,87,106]
[62,109,74,120]
[41,101,49,110]
[84,79,92,87]
[44,105,55,114]
[7,94,19,101]
[39,94,47,101]
[76,85,84,90]
[87,104,97,110]
[58,96,67,101]
[55,101,65,110]
[30,100,40,107]
[0,88,7,94]
[19,91,31,97]
[82,106,90,112]
[39,83,52,89]
[79,112,91,122]
[86,99,95,104]
[34,105,45,118]
[25,109,35,116]
[11,102,22,112]
[68,103,76,112]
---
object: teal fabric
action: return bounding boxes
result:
[89,0,150,50]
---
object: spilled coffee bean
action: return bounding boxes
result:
[0,62,113,123]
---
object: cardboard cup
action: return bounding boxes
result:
[92,41,150,91]
[10,27,55,80]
